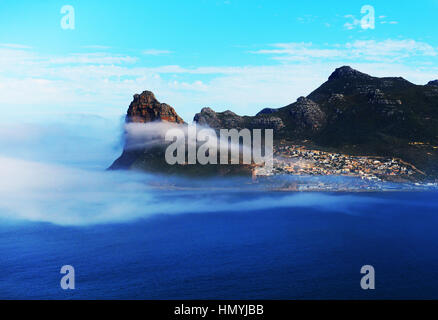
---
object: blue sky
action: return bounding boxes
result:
[1,0,438,121]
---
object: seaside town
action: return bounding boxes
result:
[253,143,438,191]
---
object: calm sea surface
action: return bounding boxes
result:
[1,191,437,299]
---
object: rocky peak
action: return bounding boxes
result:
[194,107,284,131]
[194,107,221,128]
[289,97,326,132]
[427,80,438,87]
[199,107,215,114]
[256,108,278,116]
[194,107,244,129]
[328,66,371,81]
[126,90,184,124]
[222,110,238,117]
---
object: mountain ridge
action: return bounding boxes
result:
[110,66,438,179]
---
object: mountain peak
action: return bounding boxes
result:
[328,66,371,81]
[126,90,184,124]
[427,80,438,87]
[296,96,312,103]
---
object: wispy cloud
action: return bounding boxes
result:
[346,39,436,60]
[142,49,172,55]
[297,15,318,24]
[251,42,343,61]
[82,45,112,50]
[344,13,399,30]
[380,21,398,25]
[252,39,437,62]
[0,43,32,49]
[343,14,361,30]
[378,15,398,25]
[48,52,137,64]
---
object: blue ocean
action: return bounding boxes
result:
[0,117,437,299]
[1,191,438,299]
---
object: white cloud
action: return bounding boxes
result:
[48,53,137,64]
[253,39,437,63]
[345,13,398,29]
[252,42,343,61]
[82,45,112,50]
[142,49,172,55]
[297,15,318,24]
[0,43,32,49]
[0,40,437,121]
[343,14,361,30]
[346,39,437,61]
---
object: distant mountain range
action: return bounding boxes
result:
[110,66,438,179]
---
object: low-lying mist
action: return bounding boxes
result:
[0,115,434,226]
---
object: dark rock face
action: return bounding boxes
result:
[304,66,438,177]
[367,89,402,106]
[193,107,220,127]
[328,66,372,81]
[194,108,244,129]
[251,116,285,131]
[193,107,284,131]
[256,108,278,116]
[288,97,326,132]
[427,80,438,87]
[126,91,184,124]
[328,93,345,104]
[367,88,404,119]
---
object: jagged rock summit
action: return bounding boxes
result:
[126,90,184,124]
[193,107,241,129]
[193,107,285,131]
[328,65,372,81]
[109,92,253,176]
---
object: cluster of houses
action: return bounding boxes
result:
[255,144,418,183]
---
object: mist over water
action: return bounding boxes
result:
[0,151,389,226]
[0,114,435,226]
